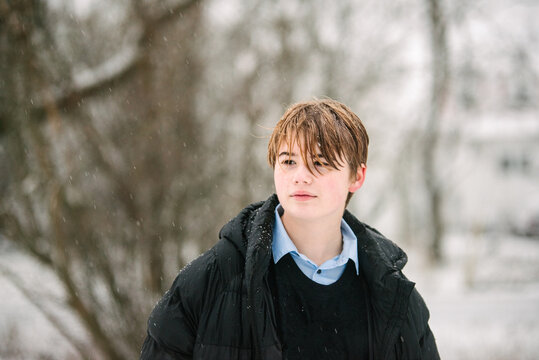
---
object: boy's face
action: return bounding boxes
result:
[273,139,365,223]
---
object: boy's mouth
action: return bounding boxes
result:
[291,191,316,200]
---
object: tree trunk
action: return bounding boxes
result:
[424,0,450,263]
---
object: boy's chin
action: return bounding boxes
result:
[281,205,323,221]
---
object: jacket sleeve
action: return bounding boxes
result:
[140,249,218,359]
[405,288,440,360]
[419,323,439,360]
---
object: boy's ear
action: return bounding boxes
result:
[348,164,366,193]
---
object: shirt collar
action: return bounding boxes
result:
[272,204,359,274]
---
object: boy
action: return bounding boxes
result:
[141,99,440,359]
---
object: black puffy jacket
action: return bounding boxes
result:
[141,194,440,360]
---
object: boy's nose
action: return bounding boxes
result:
[293,165,313,184]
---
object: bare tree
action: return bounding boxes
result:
[0,0,213,358]
[423,0,450,262]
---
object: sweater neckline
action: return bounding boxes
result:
[276,253,358,292]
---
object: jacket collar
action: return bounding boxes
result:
[220,194,412,289]
[343,210,416,359]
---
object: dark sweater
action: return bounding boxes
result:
[272,253,370,360]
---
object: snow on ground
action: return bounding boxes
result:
[405,233,539,360]
[1,232,539,359]
[428,288,539,360]
[0,248,83,359]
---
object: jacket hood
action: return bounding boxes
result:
[218,194,279,359]
[219,194,279,261]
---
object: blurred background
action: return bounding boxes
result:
[1,0,538,358]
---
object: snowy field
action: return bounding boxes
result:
[1,232,539,359]
[406,233,539,360]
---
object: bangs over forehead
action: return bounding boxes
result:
[268,99,369,175]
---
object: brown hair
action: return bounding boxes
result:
[268,98,369,205]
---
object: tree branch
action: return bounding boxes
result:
[33,48,143,117]
[49,184,124,360]
[31,0,201,118]
[150,0,201,27]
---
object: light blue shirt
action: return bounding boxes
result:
[272,205,359,285]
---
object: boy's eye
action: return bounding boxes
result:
[281,159,295,165]
[313,160,329,167]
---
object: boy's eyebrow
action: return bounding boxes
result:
[278,151,326,158]
[278,151,295,157]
